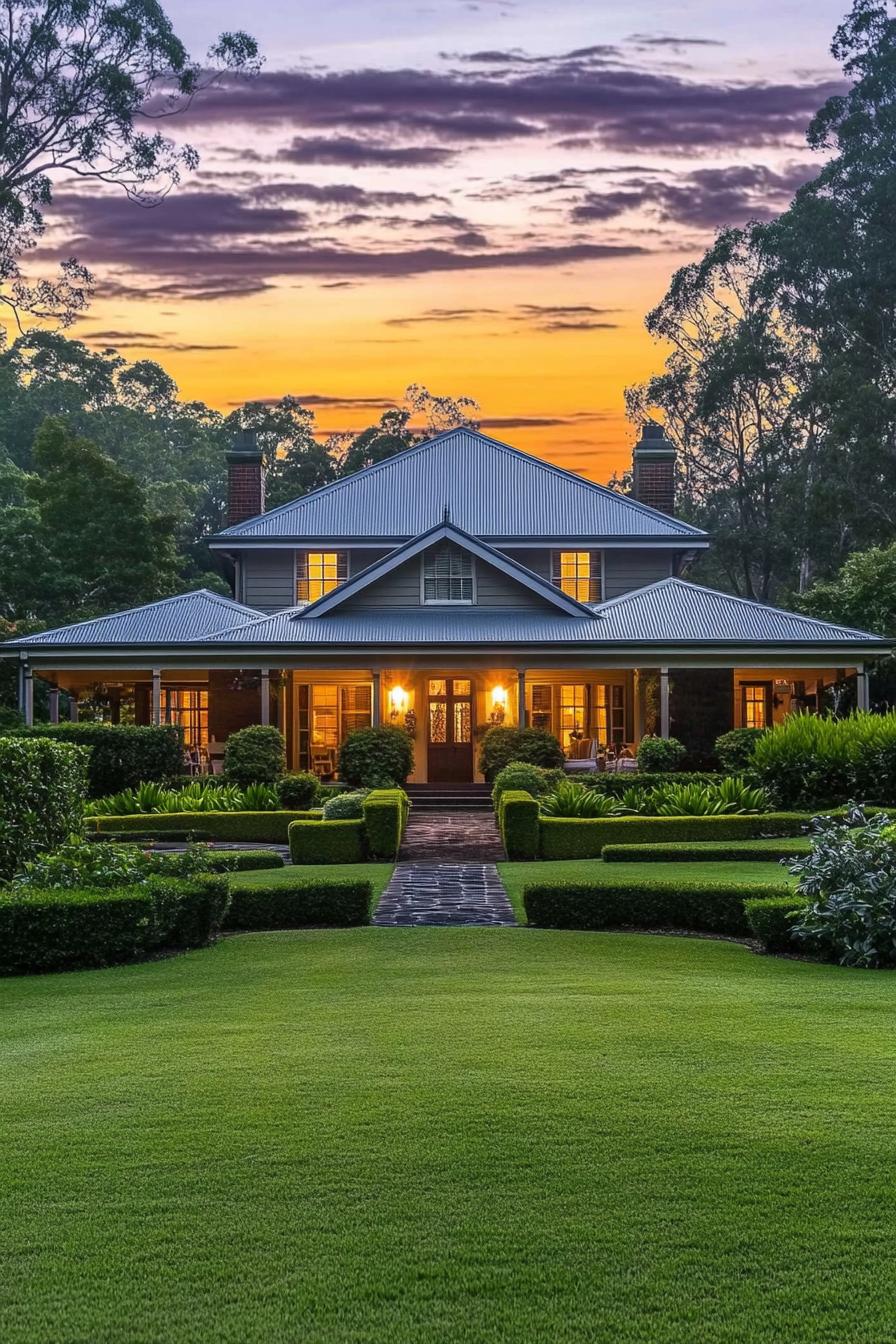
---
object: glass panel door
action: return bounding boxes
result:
[427,677,475,781]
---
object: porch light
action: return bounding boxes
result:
[389,685,409,718]
[490,683,507,725]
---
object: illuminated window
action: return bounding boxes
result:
[529,684,552,730]
[423,546,474,603]
[551,552,601,603]
[163,688,208,749]
[742,683,771,729]
[592,684,625,746]
[297,683,374,771]
[297,551,347,603]
[559,684,587,750]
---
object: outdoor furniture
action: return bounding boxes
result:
[311,746,337,778]
[564,738,600,773]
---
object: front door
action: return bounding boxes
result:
[427,678,474,782]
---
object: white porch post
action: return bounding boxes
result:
[22,662,34,727]
[69,694,79,722]
[659,667,670,739]
[151,668,162,726]
[48,687,60,724]
[260,667,270,726]
[517,669,526,727]
[371,671,382,726]
[857,664,871,712]
[632,670,642,743]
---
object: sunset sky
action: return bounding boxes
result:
[47,0,850,481]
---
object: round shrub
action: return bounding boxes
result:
[10,723,181,796]
[715,727,766,773]
[637,735,687,773]
[492,762,564,808]
[276,771,319,809]
[339,726,413,787]
[224,725,286,788]
[478,727,565,780]
[322,790,368,820]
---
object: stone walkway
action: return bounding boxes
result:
[399,810,505,862]
[373,862,516,927]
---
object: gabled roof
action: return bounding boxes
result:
[212,428,707,544]
[302,520,595,618]
[4,589,262,648]
[592,577,886,645]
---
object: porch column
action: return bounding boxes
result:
[517,670,526,727]
[23,662,34,727]
[48,687,60,724]
[16,659,25,720]
[151,668,162,726]
[69,694,79,722]
[371,671,382,726]
[659,666,670,739]
[857,664,871,712]
[260,667,270,726]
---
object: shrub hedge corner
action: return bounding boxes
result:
[523,878,790,936]
[363,788,409,860]
[0,736,88,882]
[289,818,366,864]
[538,812,816,860]
[225,877,373,929]
[498,789,540,860]
[744,895,810,952]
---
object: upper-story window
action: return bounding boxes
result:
[297,551,347,603]
[422,546,475,604]
[551,551,602,603]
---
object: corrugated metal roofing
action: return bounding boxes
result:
[214,428,706,543]
[6,590,263,647]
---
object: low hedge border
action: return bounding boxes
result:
[0,874,229,975]
[87,811,319,844]
[523,878,790,936]
[539,812,824,861]
[498,790,540,860]
[289,819,366,864]
[744,895,810,953]
[225,878,373,929]
[187,850,285,873]
[601,841,811,863]
[363,789,410,861]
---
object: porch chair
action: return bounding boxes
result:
[563,738,600,773]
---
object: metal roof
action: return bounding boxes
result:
[212,428,707,544]
[5,590,263,648]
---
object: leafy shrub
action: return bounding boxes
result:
[491,762,564,809]
[224,725,286,788]
[225,878,373,929]
[276,771,319,809]
[0,874,230,975]
[744,895,809,952]
[537,812,820,861]
[751,711,896,809]
[289,819,366,864]
[322,790,368,820]
[0,737,88,883]
[88,811,317,844]
[789,807,896,968]
[540,783,621,817]
[478,727,565,781]
[715,727,767,773]
[339,725,414,787]
[523,878,789,936]
[602,841,811,863]
[11,723,182,796]
[85,780,277,816]
[498,790,540,861]
[636,735,687,772]
[363,789,410,861]
[582,772,723,798]
[11,841,285,892]
[651,777,769,816]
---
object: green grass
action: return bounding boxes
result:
[498,858,797,922]
[2,931,895,1343]
[227,862,394,904]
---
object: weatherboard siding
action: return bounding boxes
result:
[241,552,296,614]
[339,550,548,611]
[603,550,673,599]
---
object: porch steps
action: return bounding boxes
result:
[405,784,493,812]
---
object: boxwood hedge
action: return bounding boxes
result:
[539,812,819,860]
[744,895,810,952]
[601,840,811,863]
[10,723,182,796]
[289,819,366,864]
[0,736,88,882]
[362,789,409,861]
[88,811,318,844]
[523,878,790,936]
[225,878,373,929]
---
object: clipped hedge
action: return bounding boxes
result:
[88,811,319,844]
[289,819,366,864]
[601,840,811,863]
[0,874,229,975]
[0,736,88,882]
[197,850,285,873]
[498,790,540,861]
[744,895,810,952]
[523,878,790,936]
[11,723,182,796]
[225,878,373,929]
[538,812,818,861]
[363,788,409,861]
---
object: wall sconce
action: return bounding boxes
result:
[389,685,409,719]
[490,683,507,725]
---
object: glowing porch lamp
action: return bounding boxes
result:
[490,683,508,725]
[389,685,409,719]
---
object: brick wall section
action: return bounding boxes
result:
[226,453,265,526]
[632,457,675,515]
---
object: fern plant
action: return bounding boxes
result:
[540,783,622,817]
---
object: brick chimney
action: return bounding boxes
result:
[632,421,676,515]
[226,428,265,526]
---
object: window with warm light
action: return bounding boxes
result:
[163,688,208,749]
[422,546,474,603]
[551,551,601,603]
[592,684,625,746]
[559,684,587,749]
[742,683,771,729]
[296,551,347,603]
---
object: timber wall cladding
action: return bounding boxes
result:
[209,671,276,740]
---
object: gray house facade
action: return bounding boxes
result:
[3,425,887,781]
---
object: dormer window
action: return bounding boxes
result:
[297,551,347,603]
[552,551,602,603]
[422,546,474,604]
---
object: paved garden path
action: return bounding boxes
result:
[373,862,516,927]
[399,810,505,862]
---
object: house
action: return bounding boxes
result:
[3,424,888,781]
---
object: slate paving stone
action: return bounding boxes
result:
[373,863,517,927]
[399,811,506,862]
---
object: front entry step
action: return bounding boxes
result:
[406,784,493,812]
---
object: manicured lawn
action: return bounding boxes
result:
[229,862,394,903]
[498,858,796,922]
[1,931,894,1343]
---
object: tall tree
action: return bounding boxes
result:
[0,1,259,329]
